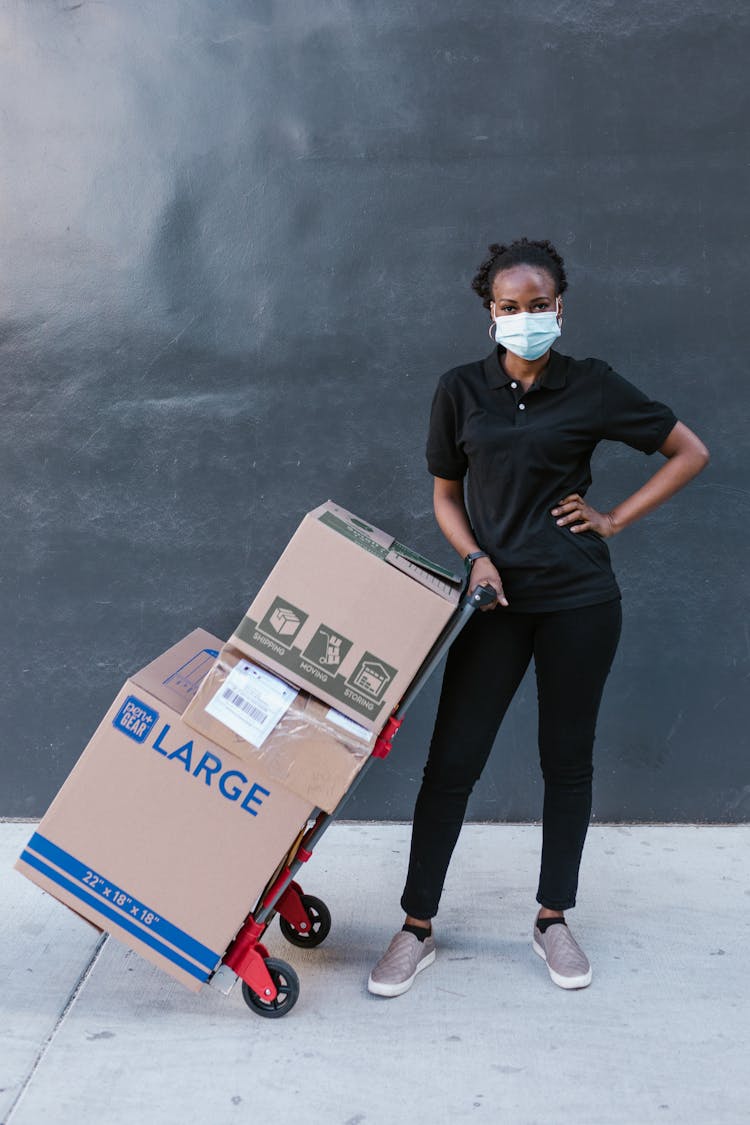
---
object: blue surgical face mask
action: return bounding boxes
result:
[490,299,562,361]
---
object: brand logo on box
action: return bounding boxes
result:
[113,696,160,743]
[346,653,397,701]
[302,624,353,670]
[257,597,308,647]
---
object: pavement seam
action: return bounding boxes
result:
[3,934,108,1125]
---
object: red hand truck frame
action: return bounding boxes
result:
[214,582,497,1017]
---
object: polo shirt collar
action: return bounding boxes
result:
[483,345,567,390]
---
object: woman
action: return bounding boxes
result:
[368,237,709,997]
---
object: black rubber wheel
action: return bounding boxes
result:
[241,958,300,1019]
[278,894,332,948]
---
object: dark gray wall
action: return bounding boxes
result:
[1,1,747,821]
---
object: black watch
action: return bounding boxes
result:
[464,550,489,570]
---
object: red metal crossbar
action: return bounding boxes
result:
[371,714,403,759]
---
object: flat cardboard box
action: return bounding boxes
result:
[16,630,314,992]
[226,501,462,730]
[183,646,376,813]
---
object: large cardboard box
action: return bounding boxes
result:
[224,501,462,730]
[16,630,314,992]
[183,646,376,813]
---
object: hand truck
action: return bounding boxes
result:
[211,582,497,1017]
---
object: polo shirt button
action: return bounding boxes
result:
[518,403,526,410]
[510,382,518,389]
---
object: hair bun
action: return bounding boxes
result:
[471,238,568,310]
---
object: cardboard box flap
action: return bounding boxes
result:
[310,501,395,553]
[386,547,462,602]
[390,541,463,585]
[131,628,222,710]
[312,500,462,602]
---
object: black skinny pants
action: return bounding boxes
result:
[400,597,622,918]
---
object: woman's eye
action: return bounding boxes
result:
[499,304,550,312]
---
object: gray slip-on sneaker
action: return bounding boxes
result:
[533,918,592,989]
[368,930,436,997]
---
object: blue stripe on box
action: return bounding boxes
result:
[20,850,210,982]
[25,833,220,972]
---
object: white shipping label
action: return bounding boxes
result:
[205,661,299,748]
[326,707,371,742]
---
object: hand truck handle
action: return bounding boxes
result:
[467,582,500,610]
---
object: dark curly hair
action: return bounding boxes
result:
[471,238,568,310]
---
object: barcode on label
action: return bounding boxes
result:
[221,688,267,724]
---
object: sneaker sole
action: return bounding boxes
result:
[533,938,592,990]
[367,948,436,998]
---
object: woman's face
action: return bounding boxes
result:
[490,264,562,321]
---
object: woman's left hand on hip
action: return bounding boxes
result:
[551,494,617,538]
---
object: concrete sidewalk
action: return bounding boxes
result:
[2,822,748,1125]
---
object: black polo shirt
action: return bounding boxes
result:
[426,345,678,612]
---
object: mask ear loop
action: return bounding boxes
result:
[488,302,497,341]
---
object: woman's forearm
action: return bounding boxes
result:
[433,478,509,607]
[608,425,709,534]
[433,487,481,559]
[553,421,709,538]
[435,495,480,557]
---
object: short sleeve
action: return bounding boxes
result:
[425,379,468,479]
[600,367,678,454]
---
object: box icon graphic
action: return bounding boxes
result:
[302,625,353,670]
[113,695,160,743]
[346,653,398,701]
[257,597,308,646]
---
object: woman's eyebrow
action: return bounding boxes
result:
[495,294,551,302]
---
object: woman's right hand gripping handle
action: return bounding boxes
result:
[469,557,508,610]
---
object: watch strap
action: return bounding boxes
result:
[464,550,489,570]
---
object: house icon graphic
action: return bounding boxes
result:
[352,660,392,698]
